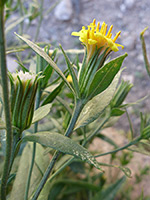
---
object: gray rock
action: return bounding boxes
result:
[124,0,135,9]
[7,56,18,72]
[54,0,73,21]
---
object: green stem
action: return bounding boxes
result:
[18,0,24,35]
[140,29,150,77]
[82,113,110,146]
[32,98,84,200]
[44,117,139,183]
[34,0,44,42]
[24,88,41,200]
[95,136,141,158]
[0,6,13,200]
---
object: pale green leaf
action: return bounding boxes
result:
[6,14,31,34]
[10,143,49,200]
[75,71,121,129]
[32,104,52,124]
[23,132,104,171]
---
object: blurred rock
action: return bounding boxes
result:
[120,4,126,12]
[120,0,135,12]
[122,74,134,84]
[7,56,18,72]
[54,0,73,21]
[124,0,135,9]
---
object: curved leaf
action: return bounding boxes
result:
[32,103,52,124]
[75,70,121,129]
[23,132,103,171]
[15,33,74,93]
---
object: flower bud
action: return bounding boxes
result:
[8,71,42,132]
[111,80,133,108]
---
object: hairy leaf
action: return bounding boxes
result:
[23,132,103,171]
[32,103,52,124]
[75,70,121,129]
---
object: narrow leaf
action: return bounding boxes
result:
[23,132,104,171]
[60,45,79,96]
[15,33,74,93]
[42,82,64,106]
[92,176,126,200]
[6,14,31,34]
[32,103,52,124]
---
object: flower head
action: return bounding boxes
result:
[72,19,124,59]
[9,71,43,133]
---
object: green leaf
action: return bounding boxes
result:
[75,70,121,129]
[23,132,104,171]
[42,82,64,106]
[92,176,126,200]
[60,45,79,96]
[111,108,125,116]
[32,103,52,124]
[47,183,64,200]
[10,143,49,199]
[41,64,53,88]
[6,14,32,34]
[87,54,127,99]
[98,162,131,178]
[15,60,29,72]
[15,33,74,93]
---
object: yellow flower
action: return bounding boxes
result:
[67,74,73,83]
[72,19,124,59]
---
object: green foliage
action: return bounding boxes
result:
[32,104,52,124]
[23,132,103,171]
[87,54,127,99]
[75,70,121,129]
[1,3,150,199]
[10,144,50,199]
[92,176,126,200]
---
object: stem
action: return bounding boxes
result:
[34,0,44,42]
[32,98,84,200]
[95,137,141,158]
[24,143,36,200]
[82,113,110,146]
[24,88,41,200]
[18,0,24,35]
[0,6,13,200]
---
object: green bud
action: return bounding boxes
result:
[141,125,150,140]
[111,80,133,108]
[8,71,43,133]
